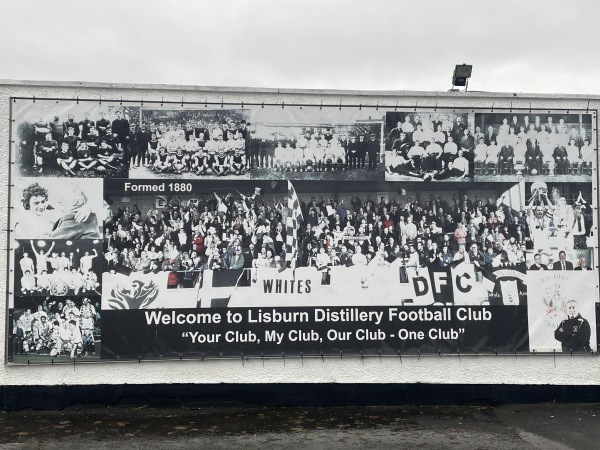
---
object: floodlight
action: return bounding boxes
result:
[452,64,473,90]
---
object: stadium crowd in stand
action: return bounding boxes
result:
[102,189,584,290]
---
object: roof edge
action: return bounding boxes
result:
[0,78,598,101]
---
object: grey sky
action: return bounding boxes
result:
[1,0,597,94]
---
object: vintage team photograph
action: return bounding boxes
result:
[15,239,102,297]
[527,270,597,352]
[249,106,385,181]
[473,112,595,182]
[523,182,595,253]
[12,99,133,178]
[127,107,251,179]
[11,178,106,241]
[9,296,101,362]
[100,179,531,309]
[384,111,474,182]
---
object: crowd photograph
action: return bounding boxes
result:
[100,180,540,304]
[15,239,102,297]
[385,111,474,182]
[473,112,595,181]
[10,297,101,361]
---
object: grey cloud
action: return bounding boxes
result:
[1,0,598,94]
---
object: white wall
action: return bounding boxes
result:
[1,80,598,387]
[1,354,598,386]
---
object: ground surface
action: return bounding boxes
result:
[0,403,598,449]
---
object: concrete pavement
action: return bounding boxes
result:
[0,403,598,449]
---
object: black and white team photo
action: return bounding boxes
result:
[15,239,102,297]
[524,182,594,253]
[249,106,385,181]
[13,100,133,178]
[385,111,474,182]
[10,296,101,361]
[473,112,595,181]
[128,108,251,179]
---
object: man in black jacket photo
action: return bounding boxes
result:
[554,300,591,352]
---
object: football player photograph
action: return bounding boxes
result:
[249,112,383,181]
[15,240,102,297]
[474,112,594,181]
[385,111,472,182]
[13,179,104,240]
[12,100,132,178]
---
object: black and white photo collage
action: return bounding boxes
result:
[8,174,104,361]
[13,101,386,181]
[7,100,599,360]
[384,109,598,353]
[10,99,112,362]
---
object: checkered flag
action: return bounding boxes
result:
[285,181,303,274]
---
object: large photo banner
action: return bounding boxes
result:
[6,99,599,363]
